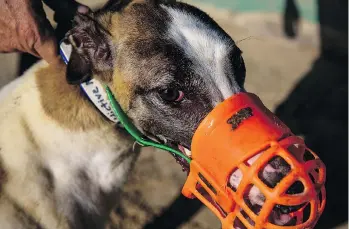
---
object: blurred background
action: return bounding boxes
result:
[0,0,347,228]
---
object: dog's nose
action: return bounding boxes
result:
[259,156,307,194]
[258,156,291,188]
[263,158,307,214]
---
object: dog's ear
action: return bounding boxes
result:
[65,13,114,85]
[66,47,91,84]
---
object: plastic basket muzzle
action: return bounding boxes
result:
[182,93,326,229]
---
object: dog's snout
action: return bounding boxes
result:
[258,156,291,188]
[259,157,306,195]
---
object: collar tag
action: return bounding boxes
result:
[59,41,119,123]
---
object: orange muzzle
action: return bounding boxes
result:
[182,93,326,229]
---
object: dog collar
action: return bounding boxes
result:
[60,42,119,123]
[59,41,191,164]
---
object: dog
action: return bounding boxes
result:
[0,0,302,228]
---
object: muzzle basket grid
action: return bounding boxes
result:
[182,93,326,229]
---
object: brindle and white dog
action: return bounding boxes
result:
[0,0,301,228]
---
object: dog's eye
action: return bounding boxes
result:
[159,88,184,102]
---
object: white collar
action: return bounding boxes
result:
[60,42,120,123]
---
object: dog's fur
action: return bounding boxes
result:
[0,0,250,228]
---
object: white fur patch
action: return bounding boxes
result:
[163,6,240,103]
[0,60,137,226]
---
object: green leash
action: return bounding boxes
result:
[105,86,191,164]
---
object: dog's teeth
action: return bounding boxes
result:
[184,147,192,157]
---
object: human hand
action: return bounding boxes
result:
[0,0,89,65]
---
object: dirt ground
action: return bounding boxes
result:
[0,1,347,229]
